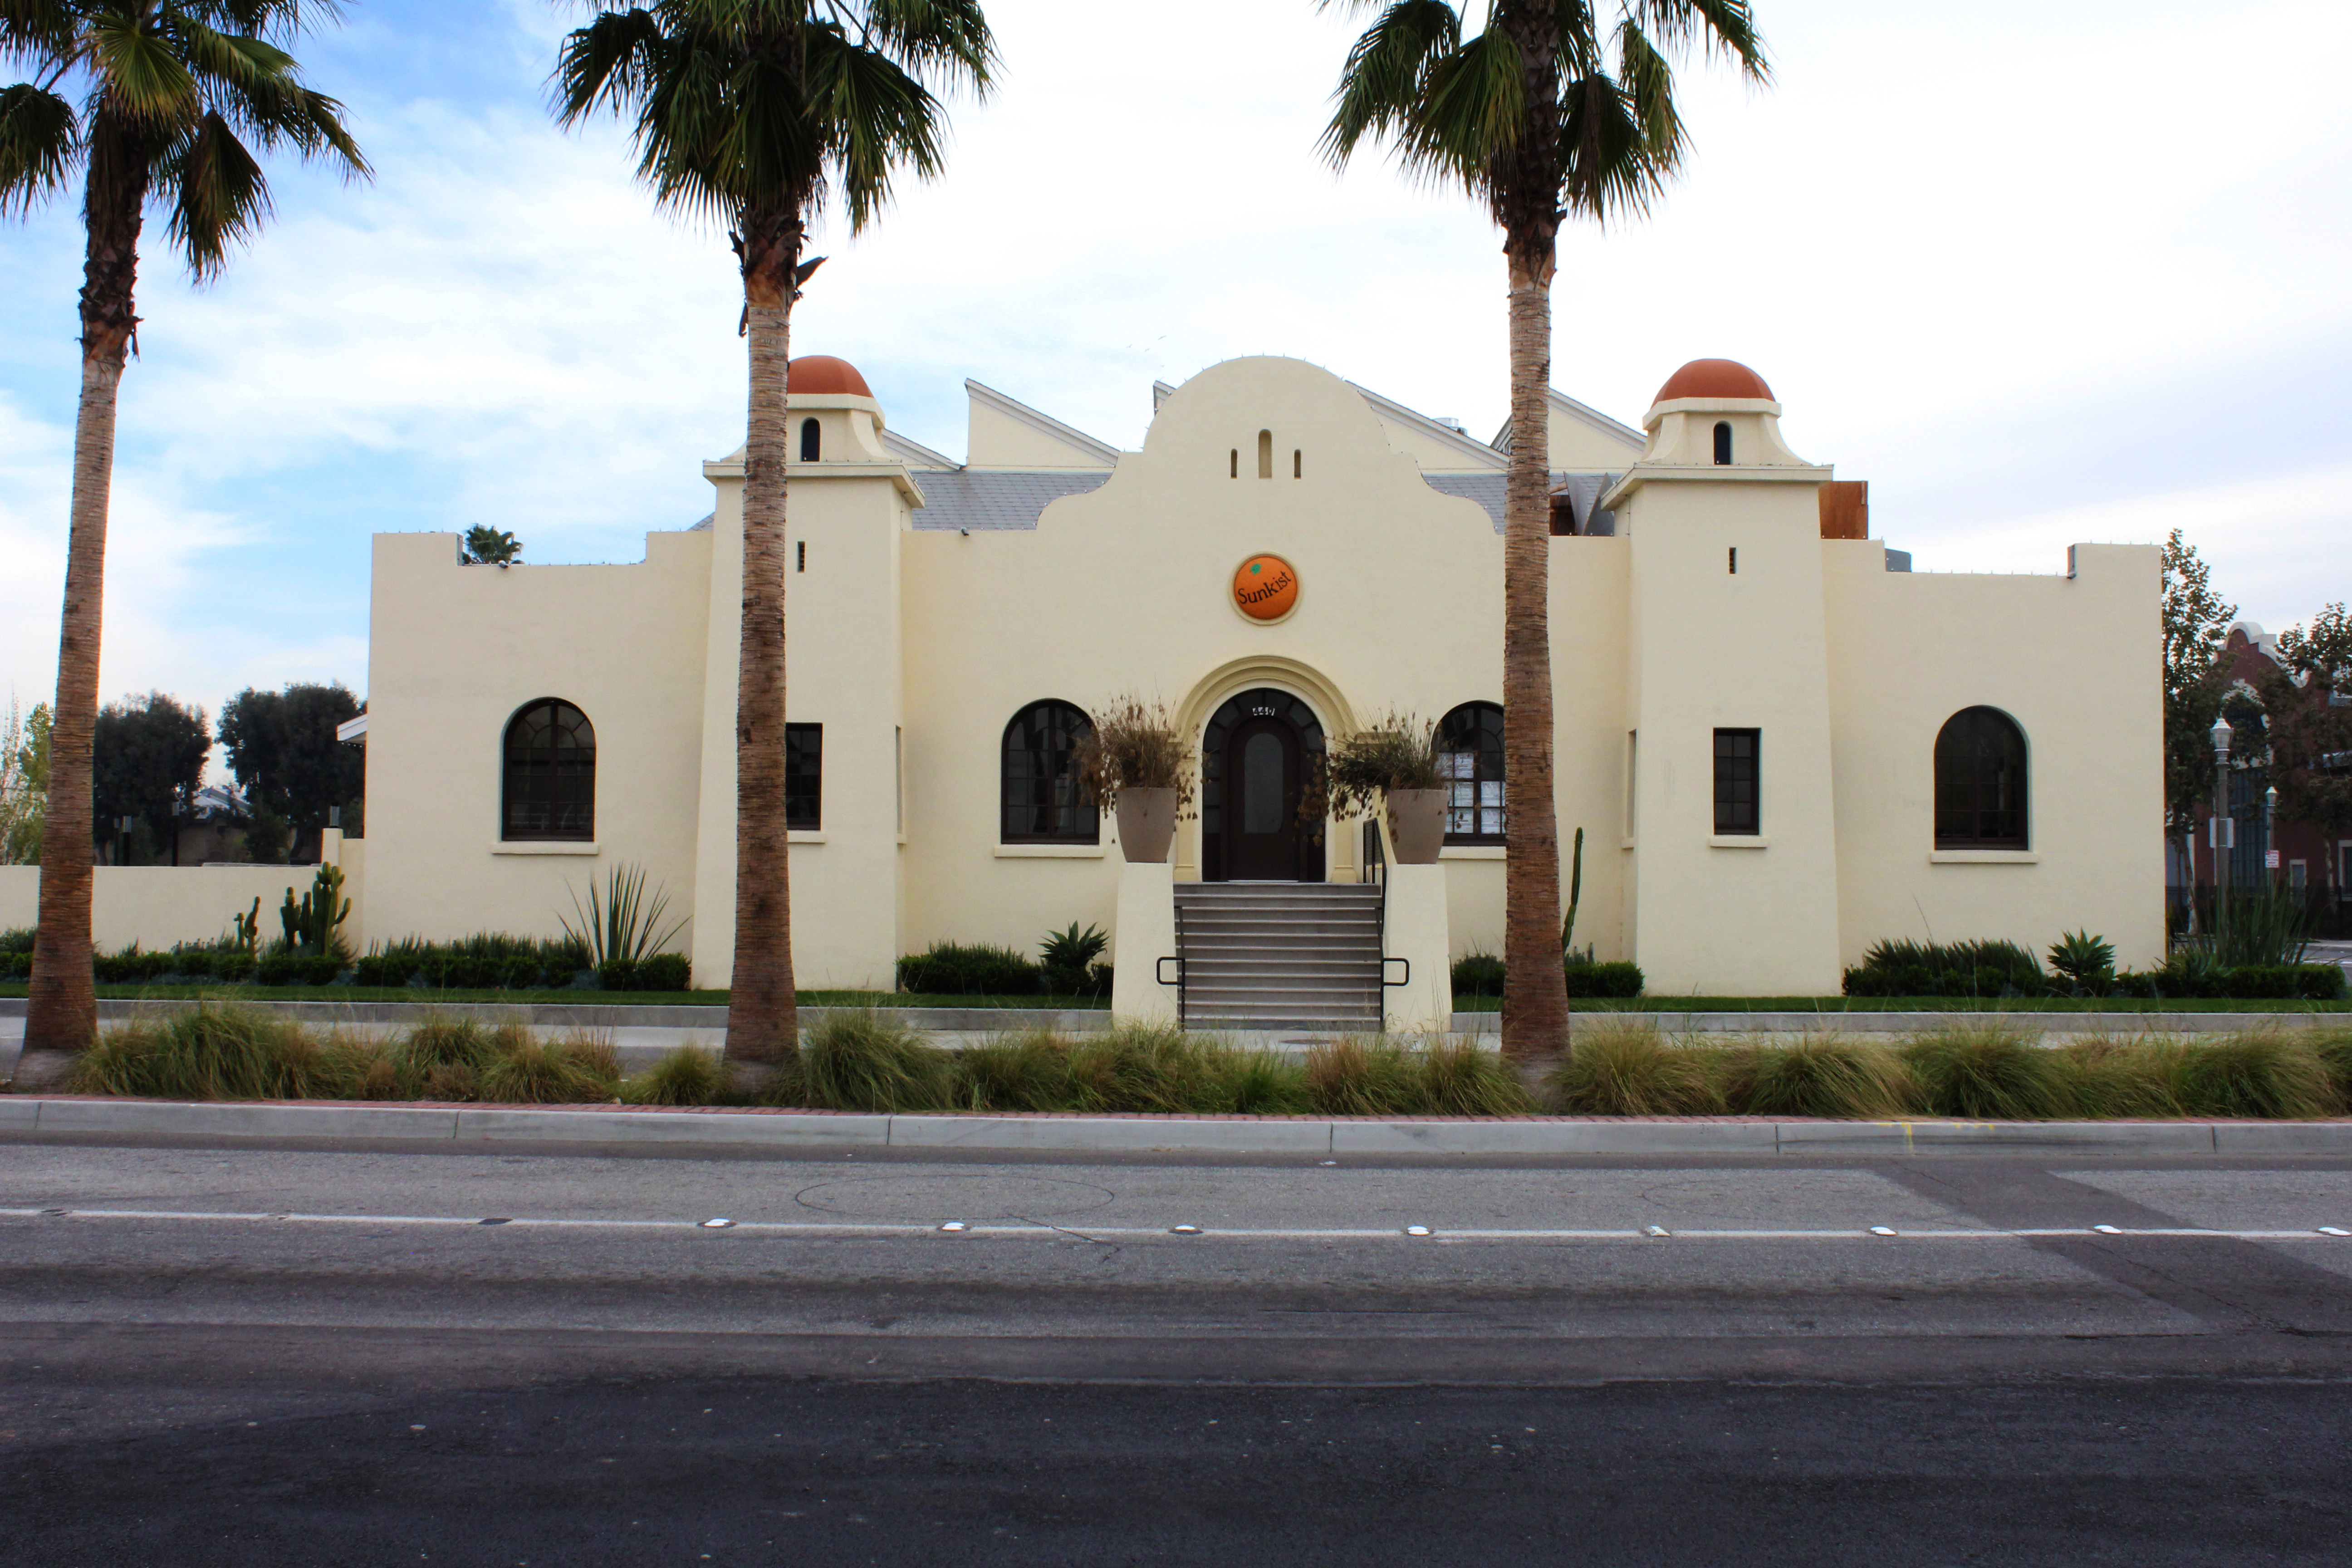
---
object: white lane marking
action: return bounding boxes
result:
[2,1208,2347,1242]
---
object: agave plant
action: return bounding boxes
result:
[2047,930,2116,988]
[559,864,686,968]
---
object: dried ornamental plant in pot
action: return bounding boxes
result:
[1323,714,1446,865]
[1075,697,1196,865]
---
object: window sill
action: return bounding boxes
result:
[995,843,1106,858]
[1709,835,1768,849]
[493,841,598,856]
[789,831,827,844]
[1930,849,2038,864]
[1439,844,1506,860]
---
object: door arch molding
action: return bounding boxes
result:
[1172,656,1357,879]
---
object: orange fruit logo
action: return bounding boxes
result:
[1232,554,1299,621]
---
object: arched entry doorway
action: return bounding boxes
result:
[1201,687,1325,882]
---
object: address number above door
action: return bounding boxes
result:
[1231,554,1299,623]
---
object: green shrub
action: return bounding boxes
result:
[1417,1039,1534,1116]
[897,941,1041,996]
[596,956,638,992]
[1725,1037,1914,1118]
[1304,1037,1424,1115]
[636,953,691,991]
[1844,938,2046,998]
[1563,960,1643,998]
[1902,1024,2075,1119]
[1547,1022,1723,1115]
[2047,931,2116,990]
[1451,949,1504,999]
[802,1010,955,1112]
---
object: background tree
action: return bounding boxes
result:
[92,691,209,863]
[554,0,995,1074]
[0,698,52,865]
[1323,0,1766,1059]
[219,683,365,859]
[2,0,366,1051]
[2259,603,2352,843]
[2161,529,2237,840]
[461,524,521,565]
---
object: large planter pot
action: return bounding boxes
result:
[1116,787,1178,865]
[1385,788,1448,865]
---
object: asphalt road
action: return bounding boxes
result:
[6,1134,2352,1564]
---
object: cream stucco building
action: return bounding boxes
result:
[348,352,2165,1016]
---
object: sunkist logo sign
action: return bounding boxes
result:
[1231,554,1299,621]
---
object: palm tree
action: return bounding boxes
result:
[553,0,995,1075]
[1,0,366,1053]
[1323,0,1765,1061]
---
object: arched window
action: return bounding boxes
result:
[1934,707,2028,849]
[799,417,821,462]
[1712,421,1733,465]
[1002,700,1097,844]
[503,699,595,841]
[1438,702,1505,844]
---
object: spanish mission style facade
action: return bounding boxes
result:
[350,353,2165,1007]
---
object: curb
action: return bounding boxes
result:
[6,1096,2352,1155]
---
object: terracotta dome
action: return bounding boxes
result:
[788,355,873,397]
[1652,358,1774,404]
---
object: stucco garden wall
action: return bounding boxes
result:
[0,864,325,951]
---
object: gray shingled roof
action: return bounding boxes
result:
[1426,473,1621,535]
[907,470,1111,530]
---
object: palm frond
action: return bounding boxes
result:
[1628,0,1769,79]
[1,0,80,64]
[159,107,268,279]
[86,10,202,124]
[1321,0,1461,168]
[0,78,79,211]
[805,23,942,230]
[863,0,996,93]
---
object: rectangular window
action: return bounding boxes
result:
[1624,731,1638,837]
[786,723,822,830]
[2290,859,2308,893]
[1713,729,1759,835]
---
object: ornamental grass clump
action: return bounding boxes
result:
[2165,1031,2341,1120]
[478,1030,620,1104]
[1304,1037,1424,1116]
[621,1046,730,1106]
[1724,1036,1914,1119]
[1416,1038,1534,1116]
[1901,1024,2076,1120]
[1546,1021,1724,1116]
[801,1010,955,1112]
[67,1004,328,1101]
[956,1029,1079,1112]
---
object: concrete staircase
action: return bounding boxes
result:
[1173,882,1384,1029]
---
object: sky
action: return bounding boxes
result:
[4,0,2349,776]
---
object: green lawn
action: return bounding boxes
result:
[1448,995,2352,1014]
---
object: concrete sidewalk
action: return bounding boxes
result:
[3,1093,2347,1155]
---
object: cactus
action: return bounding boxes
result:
[1559,826,1585,954]
[232,897,261,957]
[278,864,352,956]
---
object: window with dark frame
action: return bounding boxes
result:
[1933,706,2027,849]
[1713,728,1759,835]
[1000,700,1097,844]
[786,723,822,831]
[1712,421,1733,465]
[1438,702,1505,843]
[502,699,595,841]
[799,417,820,462]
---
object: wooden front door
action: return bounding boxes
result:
[1224,716,1303,881]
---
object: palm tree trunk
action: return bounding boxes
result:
[723,205,802,1069]
[1499,248,1572,1063]
[26,120,143,1054]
